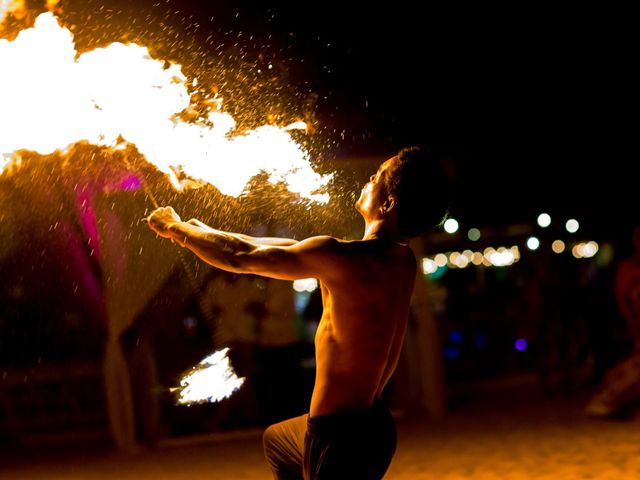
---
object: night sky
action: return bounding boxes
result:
[10,1,638,232]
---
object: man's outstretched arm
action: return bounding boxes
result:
[185,218,298,246]
[145,206,338,281]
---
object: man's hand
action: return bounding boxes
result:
[144,206,182,239]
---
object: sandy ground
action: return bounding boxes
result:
[2,388,640,479]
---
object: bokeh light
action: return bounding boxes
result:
[434,253,448,267]
[526,237,540,250]
[552,239,565,254]
[566,219,579,233]
[422,258,437,274]
[537,213,551,228]
[443,218,459,234]
[467,228,481,241]
[293,278,318,292]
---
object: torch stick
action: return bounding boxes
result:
[123,156,215,324]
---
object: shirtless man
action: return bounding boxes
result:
[145,146,449,479]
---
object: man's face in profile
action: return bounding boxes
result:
[356,156,396,220]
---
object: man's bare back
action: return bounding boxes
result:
[311,239,416,415]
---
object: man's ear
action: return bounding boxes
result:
[380,196,396,214]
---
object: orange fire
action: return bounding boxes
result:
[0,12,331,202]
[0,0,26,22]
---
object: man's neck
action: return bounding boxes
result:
[363,220,409,246]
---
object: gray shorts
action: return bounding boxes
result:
[263,402,397,480]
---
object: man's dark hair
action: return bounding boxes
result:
[384,146,450,238]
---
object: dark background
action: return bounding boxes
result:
[183,1,637,230]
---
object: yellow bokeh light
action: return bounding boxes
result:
[471,252,484,265]
[434,253,448,267]
[454,255,469,268]
[422,258,437,274]
[552,240,565,254]
[488,249,515,267]
[582,241,598,258]
[585,241,600,257]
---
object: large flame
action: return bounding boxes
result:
[0,13,331,202]
[0,0,26,23]
[173,348,245,405]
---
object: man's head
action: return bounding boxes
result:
[357,146,450,238]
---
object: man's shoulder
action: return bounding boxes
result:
[297,235,341,248]
[289,236,345,261]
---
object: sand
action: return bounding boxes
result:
[2,389,639,479]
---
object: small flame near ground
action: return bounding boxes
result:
[172,348,245,405]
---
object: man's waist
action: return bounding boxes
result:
[307,400,391,431]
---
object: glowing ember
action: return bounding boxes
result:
[173,348,245,405]
[0,13,331,202]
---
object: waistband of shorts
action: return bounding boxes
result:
[306,401,391,432]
